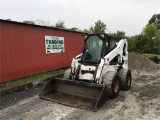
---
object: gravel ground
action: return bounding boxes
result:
[0,82,45,109]
[0,52,160,120]
[0,70,160,120]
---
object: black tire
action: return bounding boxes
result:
[63,68,71,79]
[103,71,121,99]
[119,69,132,90]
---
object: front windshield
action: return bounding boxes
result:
[82,35,103,63]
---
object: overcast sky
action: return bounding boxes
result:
[0,0,160,36]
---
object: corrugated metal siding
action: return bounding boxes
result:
[0,20,84,83]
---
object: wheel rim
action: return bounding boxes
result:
[127,75,131,87]
[114,77,120,93]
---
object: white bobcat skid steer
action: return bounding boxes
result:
[39,33,132,110]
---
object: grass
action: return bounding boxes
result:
[143,54,160,58]
[0,68,68,92]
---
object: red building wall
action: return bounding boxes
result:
[0,20,84,83]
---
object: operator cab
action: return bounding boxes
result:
[81,33,116,64]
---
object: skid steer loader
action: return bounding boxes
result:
[39,33,132,110]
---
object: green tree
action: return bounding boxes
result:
[55,20,66,29]
[36,19,50,26]
[23,20,35,25]
[155,29,160,54]
[134,34,146,53]
[127,36,136,52]
[114,30,126,41]
[69,27,81,32]
[89,20,107,33]
[128,24,160,54]
[143,24,157,37]
[142,24,160,54]
[148,14,160,29]
[83,29,90,33]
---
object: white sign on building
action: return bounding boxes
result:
[45,36,65,54]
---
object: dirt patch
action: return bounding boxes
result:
[129,52,160,71]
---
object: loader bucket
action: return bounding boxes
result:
[39,77,108,110]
